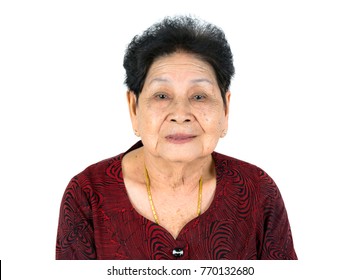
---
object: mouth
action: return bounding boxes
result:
[165,134,197,144]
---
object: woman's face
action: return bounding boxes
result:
[128,52,230,163]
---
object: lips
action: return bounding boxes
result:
[165,134,196,144]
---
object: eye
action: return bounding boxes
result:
[193,94,205,101]
[155,93,168,100]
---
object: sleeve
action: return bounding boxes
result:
[56,176,97,260]
[258,172,297,260]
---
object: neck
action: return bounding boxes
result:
[141,148,213,193]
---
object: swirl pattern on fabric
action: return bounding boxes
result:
[56,141,297,260]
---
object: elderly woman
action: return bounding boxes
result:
[56,16,297,260]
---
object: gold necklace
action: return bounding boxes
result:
[144,167,203,225]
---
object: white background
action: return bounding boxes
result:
[0,0,359,279]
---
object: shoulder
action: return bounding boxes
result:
[213,151,267,181]
[78,141,143,182]
[67,141,144,189]
[66,141,144,192]
[212,151,279,198]
[61,154,123,207]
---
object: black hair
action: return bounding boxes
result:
[123,16,235,105]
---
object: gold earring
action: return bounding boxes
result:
[134,130,140,137]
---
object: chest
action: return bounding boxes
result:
[95,202,258,260]
[131,191,200,239]
[124,179,216,239]
[155,204,199,238]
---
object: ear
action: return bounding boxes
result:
[127,91,139,135]
[224,91,231,119]
[221,91,231,138]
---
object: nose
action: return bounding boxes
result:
[167,99,195,123]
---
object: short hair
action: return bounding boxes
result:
[123,16,235,105]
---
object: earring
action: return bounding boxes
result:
[134,130,140,137]
[221,130,227,137]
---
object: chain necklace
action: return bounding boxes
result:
[144,167,203,225]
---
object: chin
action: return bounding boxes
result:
[158,145,210,163]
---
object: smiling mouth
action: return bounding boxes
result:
[165,134,196,144]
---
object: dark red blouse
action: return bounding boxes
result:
[56,141,297,260]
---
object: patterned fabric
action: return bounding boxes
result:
[56,141,297,260]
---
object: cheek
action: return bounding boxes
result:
[201,111,226,134]
[137,109,163,134]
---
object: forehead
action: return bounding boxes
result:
[145,52,217,84]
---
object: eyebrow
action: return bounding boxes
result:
[149,77,214,85]
[190,78,214,85]
[149,78,169,85]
